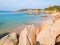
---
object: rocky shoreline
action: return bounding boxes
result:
[0,12,60,45]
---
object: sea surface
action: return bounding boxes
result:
[0,12,49,33]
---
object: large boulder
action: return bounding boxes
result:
[0,32,18,45]
[27,24,36,45]
[18,24,36,45]
[36,19,55,45]
[52,19,60,45]
[36,19,60,45]
[18,26,30,45]
[36,24,56,45]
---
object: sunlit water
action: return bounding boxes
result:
[0,12,49,31]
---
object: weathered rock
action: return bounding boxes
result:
[36,24,56,45]
[36,19,56,45]
[39,19,53,31]
[52,19,60,37]
[51,19,60,45]
[18,24,36,45]
[0,32,18,45]
[36,18,60,45]
[18,26,30,45]
[27,24,36,45]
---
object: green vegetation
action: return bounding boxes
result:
[16,9,28,12]
[15,9,41,12]
[15,5,60,12]
[44,6,60,11]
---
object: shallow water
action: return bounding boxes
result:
[0,12,49,33]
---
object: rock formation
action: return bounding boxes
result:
[52,19,60,37]
[0,12,60,45]
[18,24,36,45]
[39,19,53,31]
[36,15,60,45]
[0,32,18,45]
[18,26,30,45]
[36,24,56,45]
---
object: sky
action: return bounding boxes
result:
[0,0,60,11]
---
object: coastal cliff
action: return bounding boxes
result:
[0,12,60,45]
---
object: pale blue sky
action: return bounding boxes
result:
[0,0,60,11]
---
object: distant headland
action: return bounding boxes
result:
[14,5,60,13]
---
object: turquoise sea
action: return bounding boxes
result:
[0,12,48,32]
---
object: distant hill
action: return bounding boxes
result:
[14,5,60,12]
[14,9,41,12]
[44,5,60,11]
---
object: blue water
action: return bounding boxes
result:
[0,12,45,30]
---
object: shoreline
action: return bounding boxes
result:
[0,12,60,45]
[0,13,51,34]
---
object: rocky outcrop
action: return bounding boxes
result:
[0,32,18,45]
[0,14,60,45]
[27,24,36,45]
[36,19,54,45]
[36,24,56,45]
[18,24,36,45]
[36,18,60,45]
[18,27,30,45]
